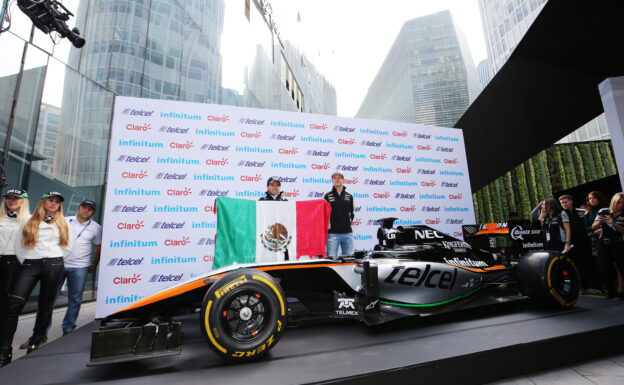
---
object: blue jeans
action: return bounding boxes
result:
[326,233,354,258]
[58,267,89,333]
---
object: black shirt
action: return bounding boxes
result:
[258,191,287,201]
[324,186,354,234]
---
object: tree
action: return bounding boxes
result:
[525,160,538,207]
[563,145,577,186]
[572,146,586,184]
[590,142,606,179]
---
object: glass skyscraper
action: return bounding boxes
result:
[478,0,609,143]
[355,10,479,128]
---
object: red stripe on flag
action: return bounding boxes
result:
[296,200,331,259]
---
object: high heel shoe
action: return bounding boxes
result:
[0,349,12,367]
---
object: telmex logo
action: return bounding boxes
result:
[311,163,330,170]
[240,174,262,182]
[441,182,459,188]
[199,189,229,196]
[400,205,417,212]
[309,123,327,130]
[117,155,150,163]
[241,131,262,138]
[207,115,229,122]
[153,221,185,229]
[112,205,146,213]
[107,257,143,266]
[392,131,408,137]
[426,218,441,225]
[279,147,298,155]
[197,238,216,246]
[282,190,300,198]
[437,146,454,152]
[122,170,147,179]
[417,169,436,174]
[395,193,415,199]
[373,192,391,199]
[167,187,192,196]
[155,172,187,180]
[370,153,387,160]
[165,236,190,246]
[364,179,385,185]
[308,192,324,198]
[417,144,432,151]
[344,177,359,185]
[392,155,411,161]
[422,180,436,187]
[422,206,440,212]
[307,150,330,156]
[122,108,153,116]
[206,158,229,166]
[126,123,151,131]
[239,118,265,125]
[238,160,265,167]
[396,167,412,174]
[352,218,362,226]
[449,194,464,200]
[160,125,189,134]
[113,273,141,285]
[170,141,194,149]
[271,134,296,141]
[338,138,356,145]
[335,125,355,132]
[150,274,184,283]
[444,158,458,164]
[361,140,381,147]
[117,220,145,230]
[201,144,230,151]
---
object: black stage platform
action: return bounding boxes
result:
[3,296,624,385]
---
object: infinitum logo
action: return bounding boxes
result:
[160,111,201,120]
[118,139,162,148]
[121,108,153,116]
[114,188,159,196]
[206,158,229,166]
[105,294,143,304]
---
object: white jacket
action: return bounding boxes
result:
[14,221,74,263]
[0,215,28,255]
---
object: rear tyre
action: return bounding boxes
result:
[516,252,580,308]
[200,269,287,361]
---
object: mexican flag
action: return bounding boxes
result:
[214,197,331,269]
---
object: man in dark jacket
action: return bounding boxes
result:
[259,176,287,201]
[324,171,354,258]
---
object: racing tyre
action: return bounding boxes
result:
[516,251,580,309]
[200,269,287,361]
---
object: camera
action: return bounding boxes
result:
[17,0,85,48]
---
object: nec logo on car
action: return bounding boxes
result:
[117,155,150,163]
[149,274,184,283]
[107,257,144,266]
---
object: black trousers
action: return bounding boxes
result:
[0,258,64,351]
[597,240,624,296]
[0,255,21,335]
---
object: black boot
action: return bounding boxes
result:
[26,343,40,354]
[0,348,12,367]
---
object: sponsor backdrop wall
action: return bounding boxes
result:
[97,96,475,317]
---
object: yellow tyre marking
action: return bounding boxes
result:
[547,255,577,307]
[204,300,226,353]
[252,275,285,316]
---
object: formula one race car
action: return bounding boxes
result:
[88,218,580,366]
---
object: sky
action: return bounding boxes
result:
[270,0,487,117]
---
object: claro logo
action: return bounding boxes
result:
[282,190,300,198]
[122,170,147,179]
[279,147,299,155]
[114,273,141,285]
[207,115,229,122]
[240,131,262,138]
[396,167,412,174]
[311,163,330,170]
[117,220,145,230]
[167,187,192,196]
[170,141,194,149]
[240,174,262,182]
[165,236,190,246]
[373,192,391,199]
[206,158,229,166]
[126,123,151,131]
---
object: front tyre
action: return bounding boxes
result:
[516,252,580,308]
[200,269,287,361]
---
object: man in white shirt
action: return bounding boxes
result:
[59,199,102,335]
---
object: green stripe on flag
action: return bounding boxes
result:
[214,197,256,269]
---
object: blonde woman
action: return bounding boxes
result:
[0,192,72,366]
[593,192,624,299]
[0,188,30,361]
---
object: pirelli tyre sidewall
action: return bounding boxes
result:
[516,251,580,308]
[200,269,287,361]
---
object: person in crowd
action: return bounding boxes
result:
[259,176,287,201]
[531,198,567,251]
[592,192,624,299]
[559,194,593,292]
[584,191,610,293]
[0,192,72,366]
[0,189,30,353]
[324,171,354,258]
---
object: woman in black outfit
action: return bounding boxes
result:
[593,192,624,299]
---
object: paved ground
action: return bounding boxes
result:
[10,299,624,384]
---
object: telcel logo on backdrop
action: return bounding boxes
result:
[153,221,185,229]
[335,125,355,132]
[201,144,230,151]
[361,140,381,147]
[150,274,184,283]
[112,205,147,213]
[155,172,187,180]
[395,193,415,199]
[107,257,144,266]
[117,155,150,163]
[271,134,296,141]
[364,179,385,185]
[239,118,265,125]
[199,189,229,197]
[307,150,330,157]
[122,108,154,116]
[160,125,189,134]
